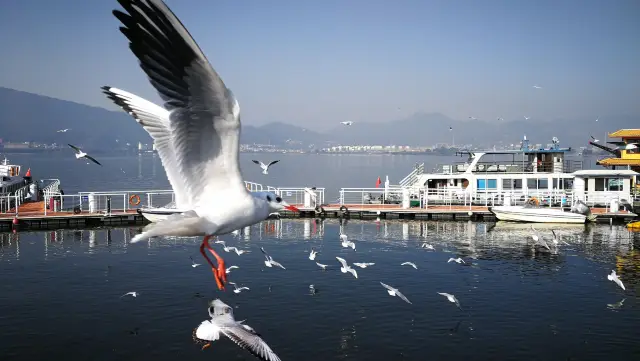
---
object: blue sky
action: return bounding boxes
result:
[0,0,638,131]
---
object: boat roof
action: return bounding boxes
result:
[572,169,638,177]
[457,147,572,156]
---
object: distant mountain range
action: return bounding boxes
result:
[0,86,637,150]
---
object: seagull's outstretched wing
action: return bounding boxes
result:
[252,160,263,166]
[113,0,246,207]
[267,160,280,167]
[84,155,103,166]
[101,86,189,208]
[336,256,348,268]
[67,144,82,153]
[218,322,282,361]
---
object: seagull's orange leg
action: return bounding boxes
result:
[200,235,225,290]
[201,342,211,350]
[204,237,228,284]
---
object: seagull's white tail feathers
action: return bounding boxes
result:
[130,212,205,243]
[195,320,221,341]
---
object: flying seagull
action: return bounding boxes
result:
[252,160,280,175]
[57,128,71,133]
[380,282,412,304]
[340,121,353,126]
[109,0,300,289]
[68,144,102,166]
[194,299,282,361]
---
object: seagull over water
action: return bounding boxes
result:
[194,299,282,361]
[340,234,356,250]
[252,160,280,175]
[190,256,201,268]
[447,257,466,264]
[437,292,462,309]
[380,282,412,304]
[110,0,300,289]
[401,262,418,269]
[607,270,625,291]
[353,262,375,269]
[590,135,599,143]
[530,225,551,250]
[121,291,139,298]
[260,247,286,269]
[336,257,358,279]
[225,265,239,274]
[309,248,318,260]
[68,144,102,166]
[229,282,250,294]
[57,128,71,133]
[421,243,435,250]
[316,262,329,270]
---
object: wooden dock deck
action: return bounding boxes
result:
[0,201,635,231]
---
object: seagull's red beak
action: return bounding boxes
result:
[285,205,300,212]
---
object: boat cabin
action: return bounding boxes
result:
[0,157,28,195]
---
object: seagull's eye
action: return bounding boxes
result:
[275,196,282,203]
[208,306,214,314]
[266,195,272,202]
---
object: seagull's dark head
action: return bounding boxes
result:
[254,192,300,213]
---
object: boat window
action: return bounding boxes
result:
[552,178,559,189]
[585,179,589,191]
[502,179,513,189]
[487,179,497,189]
[527,178,537,189]
[593,178,622,191]
[563,178,573,189]
[595,178,605,191]
[513,179,523,189]
[538,179,549,189]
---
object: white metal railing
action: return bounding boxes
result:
[275,187,326,208]
[339,187,407,207]
[399,163,424,187]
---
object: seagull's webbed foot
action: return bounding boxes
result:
[201,343,211,351]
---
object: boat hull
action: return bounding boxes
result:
[489,206,587,224]
[138,208,184,222]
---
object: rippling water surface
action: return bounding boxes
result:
[1,219,639,360]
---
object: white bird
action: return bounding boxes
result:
[260,247,285,269]
[530,225,551,250]
[340,234,356,250]
[316,262,329,270]
[379,282,412,304]
[401,262,418,269]
[607,270,626,291]
[194,299,282,361]
[121,291,139,298]
[595,117,599,122]
[590,135,599,143]
[57,128,71,133]
[468,116,477,120]
[533,85,542,89]
[110,0,300,292]
[309,248,318,260]
[228,247,246,255]
[252,160,280,175]
[550,230,570,246]
[524,116,530,120]
[497,117,504,121]
[421,243,435,250]
[190,256,201,268]
[226,265,239,274]
[335,257,358,279]
[229,282,250,294]
[447,257,466,264]
[340,121,353,126]
[68,144,102,166]
[353,262,375,269]
[437,292,462,309]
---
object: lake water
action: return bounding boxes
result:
[0,153,638,360]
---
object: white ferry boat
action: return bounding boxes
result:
[398,136,638,222]
[0,157,61,213]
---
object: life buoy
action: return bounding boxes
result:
[129,194,141,206]
[73,206,81,214]
[339,205,349,216]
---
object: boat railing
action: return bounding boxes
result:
[339,187,407,207]
[0,183,32,214]
[274,187,326,208]
[434,160,583,174]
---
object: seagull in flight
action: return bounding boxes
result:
[260,247,285,269]
[437,292,462,309]
[524,116,530,120]
[228,282,250,294]
[340,121,353,126]
[194,299,282,361]
[607,270,625,291]
[550,230,570,246]
[252,160,280,175]
[57,128,71,133]
[590,135,599,143]
[335,257,358,279]
[340,234,356,250]
[190,256,201,268]
[316,262,329,270]
[225,265,239,274]
[380,282,412,304]
[108,0,301,290]
[121,291,139,298]
[447,257,466,264]
[533,85,542,89]
[353,262,375,269]
[308,248,318,260]
[228,247,246,256]
[468,116,477,120]
[530,225,551,250]
[68,144,102,166]
[421,243,435,250]
[401,262,417,269]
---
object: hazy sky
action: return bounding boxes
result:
[0,0,638,131]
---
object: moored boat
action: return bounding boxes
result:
[488,205,588,224]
